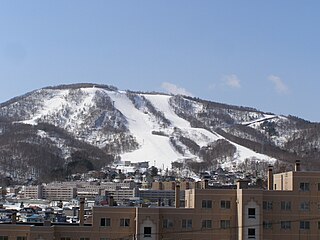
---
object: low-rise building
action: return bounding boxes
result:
[2,161,320,239]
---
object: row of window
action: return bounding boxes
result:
[101,216,233,230]
[100,218,130,227]
[0,237,26,240]
[6,220,319,240]
[64,238,127,240]
[202,200,231,209]
[263,201,311,211]
[163,219,231,229]
[276,182,320,192]
[297,182,320,191]
[0,237,114,240]
[263,220,314,230]
[204,199,314,212]
[246,223,320,240]
[275,182,320,191]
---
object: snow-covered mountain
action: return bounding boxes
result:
[0,83,319,183]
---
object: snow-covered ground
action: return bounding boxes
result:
[108,92,183,169]
[110,91,275,169]
[241,114,278,126]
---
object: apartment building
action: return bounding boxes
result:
[23,185,77,201]
[22,185,43,199]
[22,181,138,201]
[2,161,320,240]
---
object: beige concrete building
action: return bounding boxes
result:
[2,161,320,239]
[23,185,77,201]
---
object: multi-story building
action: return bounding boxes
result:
[42,186,77,201]
[22,181,138,201]
[23,185,77,201]
[22,185,43,199]
[2,160,320,239]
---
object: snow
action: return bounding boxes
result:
[143,94,191,128]
[22,90,69,125]
[108,91,274,169]
[22,88,96,128]
[16,87,277,170]
[108,91,183,169]
[180,128,220,147]
[241,114,278,126]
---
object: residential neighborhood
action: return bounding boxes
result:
[1,160,320,239]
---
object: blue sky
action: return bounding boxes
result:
[0,1,320,122]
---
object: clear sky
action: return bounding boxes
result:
[1,1,320,122]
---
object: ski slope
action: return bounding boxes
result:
[108,92,183,169]
[110,91,275,169]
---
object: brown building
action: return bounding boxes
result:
[2,161,320,239]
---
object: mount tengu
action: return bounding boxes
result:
[0,83,319,184]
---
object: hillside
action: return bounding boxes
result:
[0,83,319,183]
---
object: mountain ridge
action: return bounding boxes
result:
[0,83,319,184]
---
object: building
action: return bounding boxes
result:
[23,185,77,201]
[2,160,320,239]
[22,181,139,201]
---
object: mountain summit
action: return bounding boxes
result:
[0,83,319,183]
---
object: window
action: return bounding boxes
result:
[182,219,192,229]
[144,227,152,238]
[120,218,130,227]
[202,220,212,229]
[163,219,173,229]
[220,220,230,229]
[248,228,256,239]
[221,200,231,209]
[263,221,272,229]
[318,221,320,229]
[281,221,291,229]
[100,218,111,227]
[318,183,320,191]
[300,221,310,230]
[80,238,90,240]
[281,201,291,211]
[60,238,71,240]
[0,237,8,240]
[17,238,27,240]
[300,201,310,211]
[248,208,255,218]
[202,200,212,208]
[263,201,273,210]
[300,182,310,191]
[100,238,110,240]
